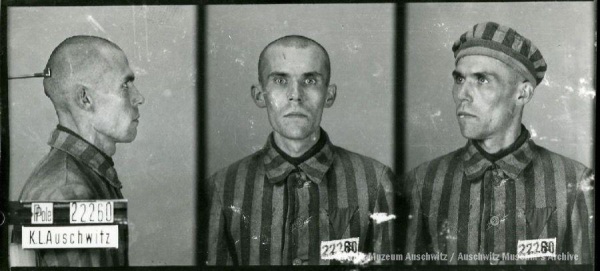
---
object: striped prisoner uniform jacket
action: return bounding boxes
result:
[206,130,395,265]
[403,127,594,265]
[13,126,126,266]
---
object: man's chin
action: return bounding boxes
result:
[459,128,484,141]
[117,131,137,143]
[275,128,316,141]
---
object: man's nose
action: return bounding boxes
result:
[454,81,472,103]
[130,85,145,106]
[287,81,303,102]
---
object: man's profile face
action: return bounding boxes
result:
[452,55,520,141]
[258,45,334,141]
[90,48,144,143]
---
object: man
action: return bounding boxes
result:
[403,22,594,265]
[206,35,395,265]
[10,35,144,266]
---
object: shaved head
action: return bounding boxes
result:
[43,35,124,112]
[41,35,144,155]
[258,35,331,86]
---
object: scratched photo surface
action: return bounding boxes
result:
[206,4,395,177]
[405,2,594,171]
[7,6,196,265]
[401,2,594,265]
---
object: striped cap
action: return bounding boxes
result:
[452,22,547,86]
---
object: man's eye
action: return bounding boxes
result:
[274,78,287,85]
[454,77,464,84]
[478,77,489,84]
[304,78,317,85]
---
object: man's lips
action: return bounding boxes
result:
[457,111,476,118]
[284,112,308,118]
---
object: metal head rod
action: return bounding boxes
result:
[8,67,51,80]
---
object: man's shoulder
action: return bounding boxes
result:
[328,145,396,198]
[407,147,464,178]
[204,148,269,199]
[331,145,392,173]
[530,141,592,175]
[20,149,96,201]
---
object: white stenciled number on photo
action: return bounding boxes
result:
[403,2,594,265]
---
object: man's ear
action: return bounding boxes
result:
[516,81,535,106]
[74,85,93,111]
[251,84,266,108]
[324,84,337,108]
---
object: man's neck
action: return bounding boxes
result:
[273,130,320,158]
[58,116,116,157]
[475,124,522,154]
[92,134,117,157]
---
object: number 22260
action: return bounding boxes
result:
[70,201,114,224]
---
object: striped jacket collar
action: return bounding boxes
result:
[263,131,335,185]
[48,129,122,189]
[462,138,536,181]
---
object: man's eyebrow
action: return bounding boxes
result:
[303,71,323,78]
[267,72,289,78]
[452,70,499,80]
[473,71,498,80]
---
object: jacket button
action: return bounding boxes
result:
[489,215,500,226]
[292,258,303,265]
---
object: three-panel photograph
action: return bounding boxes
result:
[0,1,594,270]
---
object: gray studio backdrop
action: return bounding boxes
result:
[206,4,395,177]
[8,6,196,265]
[405,2,595,172]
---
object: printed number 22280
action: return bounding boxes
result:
[517,238,556,259]
[70,201,114,224]
[320,237,359,260]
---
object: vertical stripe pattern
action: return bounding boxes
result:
[404,135,594,265]
[206,130,396,265]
